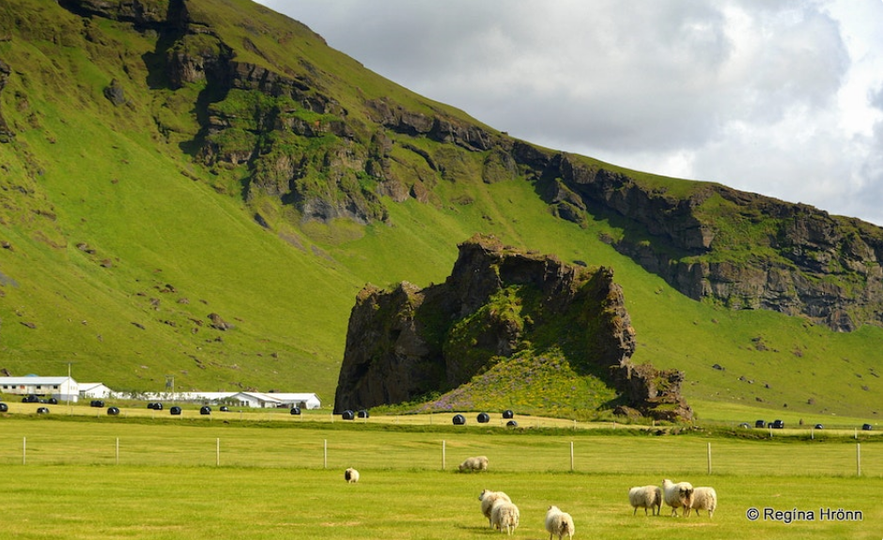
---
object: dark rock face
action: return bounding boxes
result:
[0,59,13,142]
[334,234,692,421]
[526,153,883,332]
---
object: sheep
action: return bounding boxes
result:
[490,499,520,535]
[544,505,575,540]
[344,467,360,483]
[662,478,694,517]
[628,485,662,516]
[685,486,717,518]
[459,455,489,472]
[479,489,512,529]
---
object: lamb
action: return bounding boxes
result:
[344,467,360,483]
[628,485,662,516]
[544,505,575,540]
[685,486,717,518]
[662,478,694,517]
[459,455,489,472]
[479,489,512,529]
[490,499,520,535]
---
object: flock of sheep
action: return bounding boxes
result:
[343,458,717,537]
[629,479,718,518]
[478,488,574,538]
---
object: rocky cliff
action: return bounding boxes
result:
[533,152,883,332]
[334,234,692,421]
[48,0,883,334]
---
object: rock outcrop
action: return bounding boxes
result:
[334,234,692,421]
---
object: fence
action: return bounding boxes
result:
[2,422,879,477]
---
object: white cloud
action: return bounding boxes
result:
[256,0,883,225]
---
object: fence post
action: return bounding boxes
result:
[570,441,574,472]
[707,442,712,474]
[857,443,861,477]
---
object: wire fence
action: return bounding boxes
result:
[1,424,880,478]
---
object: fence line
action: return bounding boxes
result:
[5,435,877,478]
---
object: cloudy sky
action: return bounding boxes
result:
[255,1,883,225]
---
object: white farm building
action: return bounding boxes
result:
[161,391,321,409]
[0,376,321,409]
[0,376,79,402]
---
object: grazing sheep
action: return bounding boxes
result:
[685,487,717,517]
[628,485,662,516]
[459,455,489,472]
[479,489,512,529]
[544,505,575,540]
[344,467,360,483]
[491,499,520,535]
[662,478,694,517]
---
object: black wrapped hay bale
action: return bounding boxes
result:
[357,409,369,418]
[506,420,518,428]
[170,406,182,415]
[107,406,120,416]
[0,402,7,412]
[477,412,490,423]
[452,414,466,425]
[341,410,355,420]
[290,407,301,415]
[37,407,50,414]
[199,406,211,415]
[502,409,514,419]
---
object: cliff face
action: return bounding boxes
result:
[538,153,883,332]
[334,234,692,421]
[48,0,883,333]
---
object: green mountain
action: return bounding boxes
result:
[1,0,881,419]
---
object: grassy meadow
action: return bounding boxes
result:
[1,412,882,540]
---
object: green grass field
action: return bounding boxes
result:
[1,413,882,539]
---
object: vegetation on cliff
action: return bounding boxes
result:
[0,0,881,421]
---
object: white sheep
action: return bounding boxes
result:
[628,485,662,516]
[344,467,360,483]
[662,478,694,517]
[459,455,489,472]
[479,489,512,529]
[544,505,575,540]
[685,487,717,518]
[491,499,520,535]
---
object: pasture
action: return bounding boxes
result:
[1,412,882,539]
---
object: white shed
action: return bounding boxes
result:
[79,383,115,399]
[0,376,79,402]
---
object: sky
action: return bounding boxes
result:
[255,1,883,225]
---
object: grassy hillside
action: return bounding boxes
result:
[0,0,880,422]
